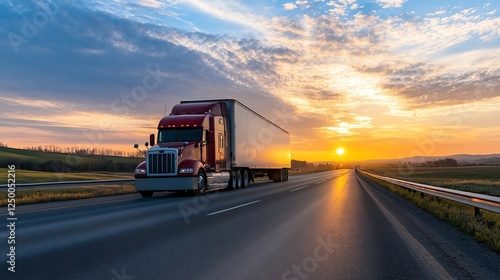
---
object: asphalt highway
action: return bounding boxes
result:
[1,169,499,279]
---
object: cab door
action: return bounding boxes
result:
[214,117,227,171]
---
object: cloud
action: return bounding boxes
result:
[376,0,407,9]
[0,96,66,109]
[1,0,499,157]
[324,115,373,135]
[182,0,269,34]
[427,10,447,17]
[6,0,486,121]
[376,9,500,56]
[326,0,358,17]
[283,3,297,11]
[382,62,500,109]
[139,0,165,8]
[0,0,288,148]
[1,1,259,106]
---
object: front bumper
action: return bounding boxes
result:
[135,176,198,192]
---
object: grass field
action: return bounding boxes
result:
[0,146,143,173]
[0,147,142,205]
[0,146,141,164]
[0,168,136,206]
[0,168,133,184]
[365,166,500,197]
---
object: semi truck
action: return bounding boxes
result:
[134,99,291,197]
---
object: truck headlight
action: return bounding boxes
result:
[179,168,194,174]
[135,168,146,174]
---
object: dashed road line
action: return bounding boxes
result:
[207,200,261,216]
[290,185,310,192]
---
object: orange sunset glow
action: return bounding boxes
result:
[1,1,499,163]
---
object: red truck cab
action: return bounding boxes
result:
[134,99,290,197]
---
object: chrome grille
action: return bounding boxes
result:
[147,149,177,175]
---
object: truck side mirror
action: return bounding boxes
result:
[149,133,155,146]
[134,143,145,155]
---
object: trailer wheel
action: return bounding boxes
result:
[282,169,288,181]
[235,169,242,189]
[241,169,249,188]
[140,191,154,198]
[271,169,283,182]
[196,170,208,195]
[228,170,238,190]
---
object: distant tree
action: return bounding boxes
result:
[291,159,309,169]
[418,158,458,167]
[317,163,335,170]
[439,158,458,167]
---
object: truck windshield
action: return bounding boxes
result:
[158,128,203,143]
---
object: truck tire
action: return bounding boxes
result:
[271,169,283,182]
[195,170,208,195]
[235,169,242,189]
[140,191,154,198]
[241,169,249,188]
[282,169,288,181]
[228,170,238,190]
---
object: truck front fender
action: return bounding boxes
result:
[178,159,204,176]
[134,161,147,178]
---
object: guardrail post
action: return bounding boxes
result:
[474,207,481,218]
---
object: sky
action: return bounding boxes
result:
[0,0,499,162]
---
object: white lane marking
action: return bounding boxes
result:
[207,200,260,216]
[290,185,310,192]
[316,180,325,184]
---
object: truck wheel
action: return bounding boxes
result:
[196,170,208,195]
[235,169,242,189]
[270,170,276,182]
[140,191,154,198]
[228,170,238,190]
[271,169,283,182]
[241,169,249,188]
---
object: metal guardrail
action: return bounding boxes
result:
[0,179,134,190]
[358,169,500,216]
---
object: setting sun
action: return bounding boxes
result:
[336,147,345,155]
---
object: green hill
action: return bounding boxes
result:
[0,147,143,173]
